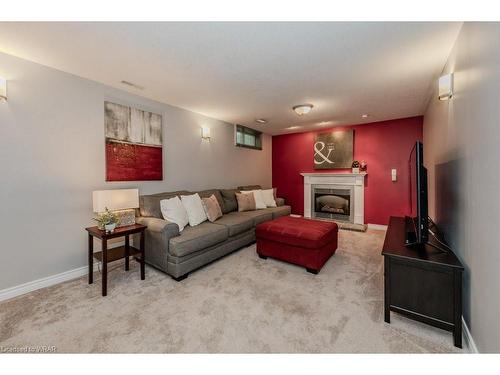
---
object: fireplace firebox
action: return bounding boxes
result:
[312,186,354,222]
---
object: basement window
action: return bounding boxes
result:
[235,124,262,150]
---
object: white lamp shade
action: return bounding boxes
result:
[438,73,453,100]
[92,189,139,213]
[0,77,6,101]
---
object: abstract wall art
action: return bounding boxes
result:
[313,129,354,169]
[104,101,163,181]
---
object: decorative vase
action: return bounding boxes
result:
[105,223,116,233]
[352,167,360,174]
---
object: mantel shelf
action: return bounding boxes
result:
[300,172,367,177]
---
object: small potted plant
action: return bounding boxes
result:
[94,208,120,233]
[352,160,360,174]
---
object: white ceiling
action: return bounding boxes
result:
[0,22,461,135]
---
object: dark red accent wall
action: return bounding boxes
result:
[272,116,423,225]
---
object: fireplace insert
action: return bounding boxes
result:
[313,187,352,221]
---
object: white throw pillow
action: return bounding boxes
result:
[180,193,208,226]
[241,190,267,209]
[160,196,189,232]
[261,188,277,207]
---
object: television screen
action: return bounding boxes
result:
[407,141,428,244]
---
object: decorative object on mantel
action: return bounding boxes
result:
[351,160,360,173]
[105,101,163,181]
[92,189,139,229]
[360,160,367,172]
[313,130,353,169]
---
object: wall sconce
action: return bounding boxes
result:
[0,77,6,102]
[201,126,211,140]
[438,73,453,100]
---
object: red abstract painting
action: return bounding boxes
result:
[104,102,163,181]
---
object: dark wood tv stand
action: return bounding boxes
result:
[382,216,464,348]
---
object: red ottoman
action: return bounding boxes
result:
[256,216,338,274]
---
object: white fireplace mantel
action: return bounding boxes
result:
[301,172,367,224]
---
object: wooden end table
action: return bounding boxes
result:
[85,224,147,296]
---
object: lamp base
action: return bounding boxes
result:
[114,209,136,227]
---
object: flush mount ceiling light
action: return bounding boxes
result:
[361,114,369,118]
[292,104,313,116]
[0,77,6,101]
[318,121,333,126]
[255,118,268,124]
[438,73,454,100]
[286,126,301,130]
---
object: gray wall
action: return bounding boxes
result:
[423,23,500,352]
[0,52,272,291]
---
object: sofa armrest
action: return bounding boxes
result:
[136,217,180,272]
[275,197,285,207]
[137,216,180,237]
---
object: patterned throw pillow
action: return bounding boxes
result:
[235,192,256,212]
[202,194,223,222]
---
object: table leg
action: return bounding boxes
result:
[140,231,145,280]
[125,235,130,271]
[102,239,108,296]
[88,234,93,284]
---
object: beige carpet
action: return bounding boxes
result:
[0,229,463,353]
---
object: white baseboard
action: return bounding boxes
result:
[0,264,98,302]
[0,240,127,302]
[367,223,388,231]
[462,317,479,353]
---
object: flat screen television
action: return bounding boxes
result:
[406,141,428,245]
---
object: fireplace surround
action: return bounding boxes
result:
[301,172,367,225]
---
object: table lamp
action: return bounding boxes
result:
[92,189,139,227]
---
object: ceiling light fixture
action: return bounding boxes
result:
[361,114,369,118]
[318,121,333,126]
[286,126,301,130]
[255,118,268,124]
[293,104,313,116]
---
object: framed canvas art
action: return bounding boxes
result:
[105,101,163,181]
[314,129,353,169]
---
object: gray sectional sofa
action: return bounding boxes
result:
[136,185,291,281]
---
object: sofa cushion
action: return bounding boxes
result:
[197,189,225,213]
[160,196,189,232]
[275,197,285,207]
[220,189,239,214]
[140,190,191,219]
[236,192,256,212]
[237,185,262,191]
[169,222,228,257]
[265,205,292,219]
[214,212,254,237]
[201,194,223,222]
[237,210,273,225]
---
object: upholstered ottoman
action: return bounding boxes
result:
[255,216,338,274]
